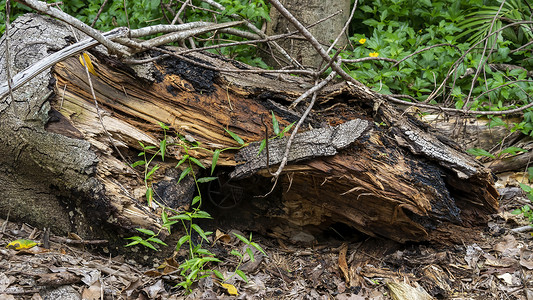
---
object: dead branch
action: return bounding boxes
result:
[14,0,130,56]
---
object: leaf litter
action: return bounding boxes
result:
[0,180,533,298]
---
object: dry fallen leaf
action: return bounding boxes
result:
[214,229,231,244]
[79,52,97,76]
[220,282,239,296]
[338,243,350,284]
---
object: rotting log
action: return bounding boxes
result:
[0,14,498,247]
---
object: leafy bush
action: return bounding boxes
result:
[344,0,533,135]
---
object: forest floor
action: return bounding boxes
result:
[0,181,532,300]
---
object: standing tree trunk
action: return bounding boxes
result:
[264,0,352,68]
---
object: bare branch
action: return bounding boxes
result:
[0,28,129,101]
[343,57,400,64]
[271,92,318,179]
[267,0,372,93]
[326,0,358,55]
[289,71,337,109]
[14,0,131,56]
[136,21,244,49]
[201,0,303,69]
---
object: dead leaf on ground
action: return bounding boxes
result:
[220,282,239,296]
[214,229,231,244]
[82,280,102,300]
[338,243,350,284]
[521,249,533,270]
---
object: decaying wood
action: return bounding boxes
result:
[0,14,499,246]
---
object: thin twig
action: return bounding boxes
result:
[271,92,318,179]
[326,0,358,55]
[463,1,505,112]
[14,0,131,56]
[200,0,303,69]
[342,57,399,64]
[0,27,129,100]
[172,0,190,25]
[90,0,109,28]
[289,70,336,109]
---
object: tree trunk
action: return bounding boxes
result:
[263,0,352,68]
[0,14,498,247]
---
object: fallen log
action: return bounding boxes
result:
[0,14,498,247]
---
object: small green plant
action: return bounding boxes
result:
[124,228,168,251]
[257,112,295,156]
[227,232,266,283]
[126,121,267,294]
[130,122,169,206]
[510,167,533,230]
[467,146,528,159]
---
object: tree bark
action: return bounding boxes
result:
[263,0,352,68]
[0,14,498,246]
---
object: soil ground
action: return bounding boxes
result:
[0,184,532,300]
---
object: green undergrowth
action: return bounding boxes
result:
[125,115,292,293]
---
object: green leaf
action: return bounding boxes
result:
[230,249,243,258]
[191,210,212,219]
[160,139,166,161]
[176,235,190,251]
[130,160,146,168]
[192,195,201,206]
[186,268,199,282]
[511,209,523,215]
[189,157,205,169]
[211,149,221,175]
[500,147,528,156]
[146,188,153,204]
[139,240,158,251]
[147,237,168,246]
[192,224,209,242]
[169,214,192,221]
[135,228,155,236]
[281,121,296,135]
[195,248,215,256]
[146,164,160,180]
[250,242,266,256]
[246,247,255,262]
[235,269,248,283]
[144,145,157,150]
[178,166,192,183]
[197,177,218,183]
[272,111,280,135]
[124,240,141,247]
[176,155,189,168]
[233,233,250,245]
[257,139,266,156]
[520,183,532,193]
[489,117,506,128]
[158,122,169,130]
[200,257,221,263]
[213,269,225,280]
[225,128,245,145]
[466,148,495,159]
